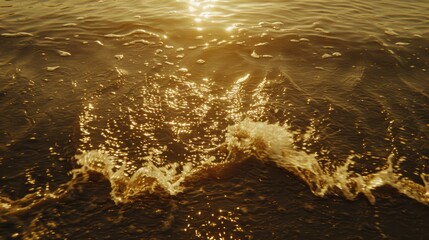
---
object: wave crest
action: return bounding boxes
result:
[75,119,429,205]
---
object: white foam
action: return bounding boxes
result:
[46,66,60,71]
[74,119,429,205]
[63,23,77,27]
[75,150,216,203]
[225,119,429,205]
[251,50,260,58]
[104,29,159,38]
[225,120,325,192]
[94,40,104,46]
[384,28,399,36]
[123,39,155,46]
[57,50,71,57]
[395,42,410,46]
[114,54,124,60]
[1,32,33,37]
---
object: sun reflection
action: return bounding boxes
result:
[184,207,251,239]
[185,0,220,30]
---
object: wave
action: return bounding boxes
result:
[1,32,33,37]
[73,119,429,205]
[75,149,216,203]
[104,29,159,38]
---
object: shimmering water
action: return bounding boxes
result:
[1,0,429,239]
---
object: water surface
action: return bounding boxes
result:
[1,0,429,239]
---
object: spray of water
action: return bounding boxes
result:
[74,119,429,205]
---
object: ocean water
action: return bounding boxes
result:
[1,0,429,239]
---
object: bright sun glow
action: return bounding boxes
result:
[186,0,218,29]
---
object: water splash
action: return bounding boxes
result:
[225,119,429,205]
[75,150,217,203]
[75,119,428,205]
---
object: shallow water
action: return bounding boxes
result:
[1,0,429,239]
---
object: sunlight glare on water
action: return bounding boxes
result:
[0,0,428,239]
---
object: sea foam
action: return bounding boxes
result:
[75,119,429,205]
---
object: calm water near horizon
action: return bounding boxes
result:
[1,0,429,239]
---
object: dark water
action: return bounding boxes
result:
[1,0,429,239]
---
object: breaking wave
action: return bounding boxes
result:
[75,119,429,205]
